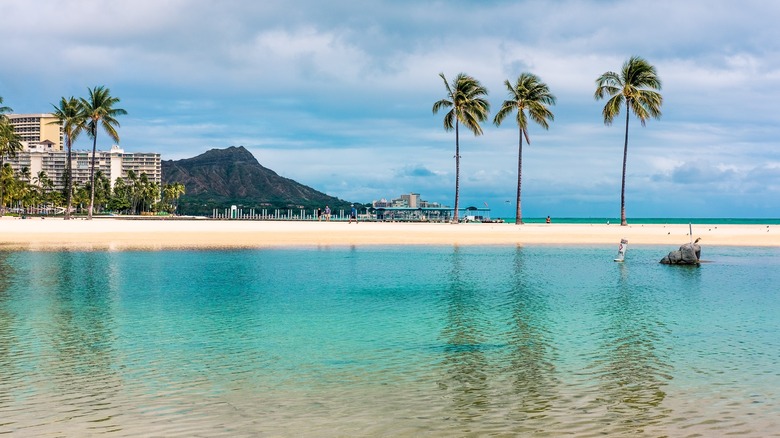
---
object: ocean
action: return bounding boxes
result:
[506,217,780,225]
[0,245,778,436]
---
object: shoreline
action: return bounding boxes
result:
[2,217,779,250]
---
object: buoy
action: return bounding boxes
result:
[614,238,629,262]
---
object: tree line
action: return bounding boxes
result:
[434,55,663,225]
[0,87,185,218]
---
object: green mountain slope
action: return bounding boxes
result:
[161,146,353,215]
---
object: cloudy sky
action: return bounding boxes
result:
[2,0,779,219]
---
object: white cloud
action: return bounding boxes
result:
[2,0,780,218]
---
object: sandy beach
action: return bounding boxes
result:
[1,217,778,250]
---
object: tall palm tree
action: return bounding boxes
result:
[493,73,556,225]
[81,86,126,219]
[432,73,490,223]
[50,97,86,220]
[595,56,662,226]
[0,119,23,214]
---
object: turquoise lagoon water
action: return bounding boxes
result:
[0,245,778,437]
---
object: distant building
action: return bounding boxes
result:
[373,193,446,209]
[5,113,63,151]
[371,193,453,222]
[6,145,161,191]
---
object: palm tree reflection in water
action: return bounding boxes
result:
[437,246,491,423]
[49,252,122,430]
[586,261,673,435]
[504,245,560,429]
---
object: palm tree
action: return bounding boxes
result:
[81,86,127,219]
[163,182,186,214]
[50,97,86,220]
[0,96,11,119]
[595,56,662,226]
[432,73,490,223]
[493,73,556,225]
[0,119,23,214]
[33,170,53,205]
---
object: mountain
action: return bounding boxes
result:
[161,146,354,215]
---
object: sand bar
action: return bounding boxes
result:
[1,217,778,250]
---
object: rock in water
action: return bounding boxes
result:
[660,241,701,265]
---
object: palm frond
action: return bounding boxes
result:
[602,94,623,125]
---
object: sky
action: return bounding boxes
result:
[1,0,779,219]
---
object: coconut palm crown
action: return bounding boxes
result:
[81,86,127,219]
[595,55,662,226]
[432,73,490,223]
[493,73,555,224]
[50,96,86,220]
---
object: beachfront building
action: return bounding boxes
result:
[370,193,494,222]
[4,113,160,189]
[373,193,447,209]
[5,145,162,191]
[372,193,454,222]
[5,113,63,151]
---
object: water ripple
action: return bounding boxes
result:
[0,247,778,436]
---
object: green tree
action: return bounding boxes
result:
[0,119,23,214]
[108,177,131,213]
[50,97,86,219]
[493,73,556,225]
[94,170,112,213]
[432,73,490,223]
[33,170,53,205]
[0,96,11,119]
[4,167,24,210]
[137,172,155,213]
[19,166,30,184]
[73,183,90,214]
[595,56,662,226]
[81,86,126,219]
[162,182,186,214]
[12,167,34,215]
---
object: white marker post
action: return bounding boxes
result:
[614,238,629,262]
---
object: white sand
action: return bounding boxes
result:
[1,217,778,250]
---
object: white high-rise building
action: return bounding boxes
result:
[6,146,161,191]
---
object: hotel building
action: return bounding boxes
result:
[5,113,161,190]
[7,146,162,191]
[5,113,63,151]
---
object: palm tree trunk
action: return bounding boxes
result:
[620,105,630,226]
[88,131,97,220]
[453,121,460,224]
[65,139,72,220]
[516,127,524,225]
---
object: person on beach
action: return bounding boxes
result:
[546,216,551,224]
[349,206,357,224]
[317,207,322,221]
[325,206,331,221]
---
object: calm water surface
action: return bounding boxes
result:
[0,245,778,437]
